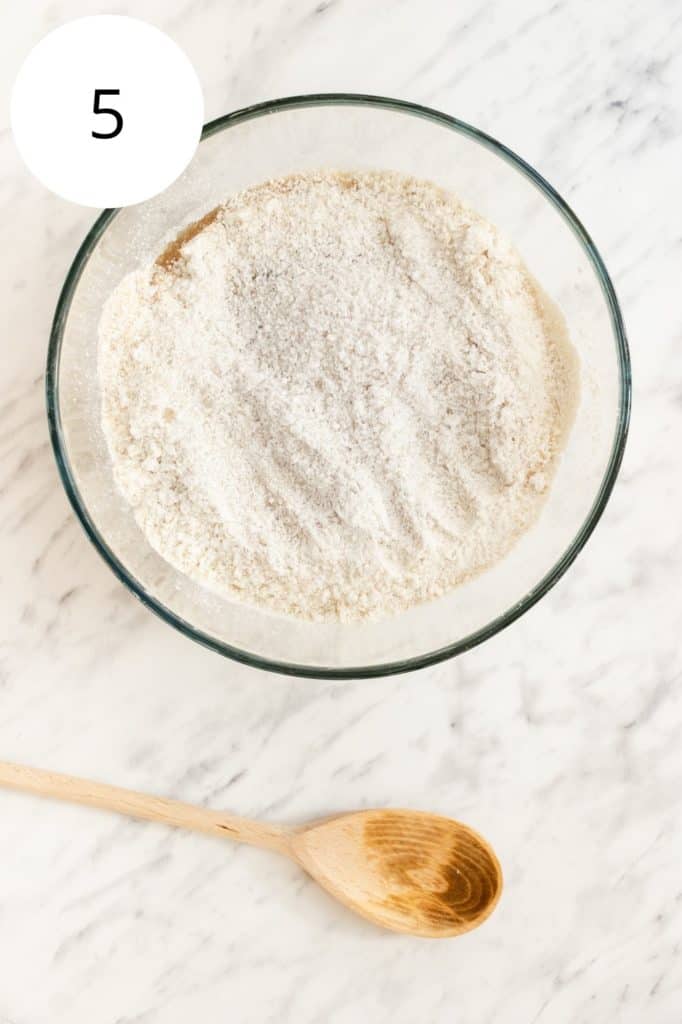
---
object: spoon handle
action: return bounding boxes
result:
[0,760,290,853]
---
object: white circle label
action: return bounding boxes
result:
[10,16,204,208]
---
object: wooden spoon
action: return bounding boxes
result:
[0,760,502,938]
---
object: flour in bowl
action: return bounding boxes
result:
[98,170,578,621]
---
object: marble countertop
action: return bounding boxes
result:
[1,0,681,1021]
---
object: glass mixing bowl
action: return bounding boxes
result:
[47,94,631,678]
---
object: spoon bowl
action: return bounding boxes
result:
[293,809,502,937]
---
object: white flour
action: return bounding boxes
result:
[98,171,578,621]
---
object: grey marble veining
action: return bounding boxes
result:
[1,0,681,1021]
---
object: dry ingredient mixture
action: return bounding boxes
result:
[98,171,578,621]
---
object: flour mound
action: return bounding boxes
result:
[98,171,577,621]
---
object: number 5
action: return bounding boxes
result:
[92,89,123,139]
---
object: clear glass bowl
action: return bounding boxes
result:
[47,94,631,679]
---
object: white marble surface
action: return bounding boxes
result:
[1,0,681,1020]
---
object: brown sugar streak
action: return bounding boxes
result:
[155,206,222,271]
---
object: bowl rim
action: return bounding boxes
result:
[46,92,631,680]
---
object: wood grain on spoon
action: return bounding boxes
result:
[0,761,501,938]
[294,809,502,937]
